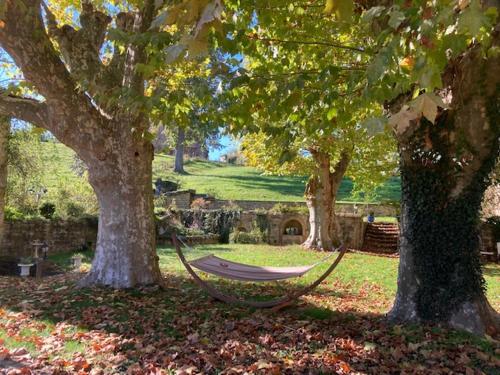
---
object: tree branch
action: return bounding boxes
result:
[331,150,351,187]
[247,35,368,53]
[0,0,111,158]
[43,1,111,93]
[0,92,49,128]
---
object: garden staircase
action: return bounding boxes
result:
[362,223,399,254]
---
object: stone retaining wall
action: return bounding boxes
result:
[3,215,494,260]
[481,224,498,258]
[158,234,220,246]
[0,219,98,258]
[233,211,365,249]
[164,189,398,217]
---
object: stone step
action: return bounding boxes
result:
[362,223,400,254]
[366,228,399,233]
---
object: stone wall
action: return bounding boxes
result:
[232,211,365,249]
[164,190,196,210]
[164,189,398,217]
[158,234,220,246]
[0,218,98,258]
[480,223,498,258]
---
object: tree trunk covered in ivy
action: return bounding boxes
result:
[0,0,163,287]
[174,127,186,174]
[0,117,8,243]
[389,42,500,335]
[303,150,350,251]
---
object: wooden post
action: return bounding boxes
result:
[35,258,43,281]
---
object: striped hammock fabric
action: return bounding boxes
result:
[188,255,317,282]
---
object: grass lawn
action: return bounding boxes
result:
[39,142,402,203]
[1,245,498,373]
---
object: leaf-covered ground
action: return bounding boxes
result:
[0,246,498,374]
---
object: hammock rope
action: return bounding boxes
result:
[173,234,347,309]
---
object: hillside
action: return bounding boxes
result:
[39,142,401,203]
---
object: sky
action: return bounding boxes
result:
[208,135,238,161]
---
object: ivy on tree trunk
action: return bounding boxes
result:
[389,42,500,335]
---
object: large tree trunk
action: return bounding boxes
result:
[389,43,499,335]
[303,150,350,251]
[0,117,8,243]
[80,135,163,288]
[0,0,165,288]
[174,127,185,174]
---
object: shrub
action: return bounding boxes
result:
[39,202,56,219]
[4,206,25,220]
[230,222,265,244]
[66,202,85,218]
[221,200,241,211]
[269,203,308,215]
[230,229,264,244]
[191,197,210,210]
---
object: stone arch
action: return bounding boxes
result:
[279,215,308,245]
[283,219,303,235]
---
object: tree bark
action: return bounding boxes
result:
[0,0,163,288]
[389,41,500,335]
[174,127,186,174]
[80,134,163,288]
[302,150,350,251]
[0,118,9,243]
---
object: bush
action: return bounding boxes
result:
[230,229,264,244]
[230,232,263,244]
[65,202,85,218]
[269,203,308,215]
[191,197,210,210]
[221,200,241,211]
[39,202,56,219]
[4,206,25,220]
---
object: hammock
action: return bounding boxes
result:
[172,234,347,309]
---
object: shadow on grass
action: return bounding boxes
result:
[0,271,497,374]
[483,264,500,277]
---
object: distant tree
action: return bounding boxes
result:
[242,127,395,250]
[5,125,44,215]
[174,126,186,173]
[218,1,397,250]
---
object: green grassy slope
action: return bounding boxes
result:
[39,141,401,203]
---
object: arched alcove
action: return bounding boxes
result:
[283,219,303,236]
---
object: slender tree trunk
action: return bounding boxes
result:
[303,173,334,251]
[174,127,185,174]
[80,135,163,288]
[389,42,499,335]
[303,150,350,251]
[0,117,8,243]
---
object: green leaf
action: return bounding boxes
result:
[458,0,487,35]
[388,10,405,30]
[361,6,385,23]
[327,108,338,120]
[324,0,354,22]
